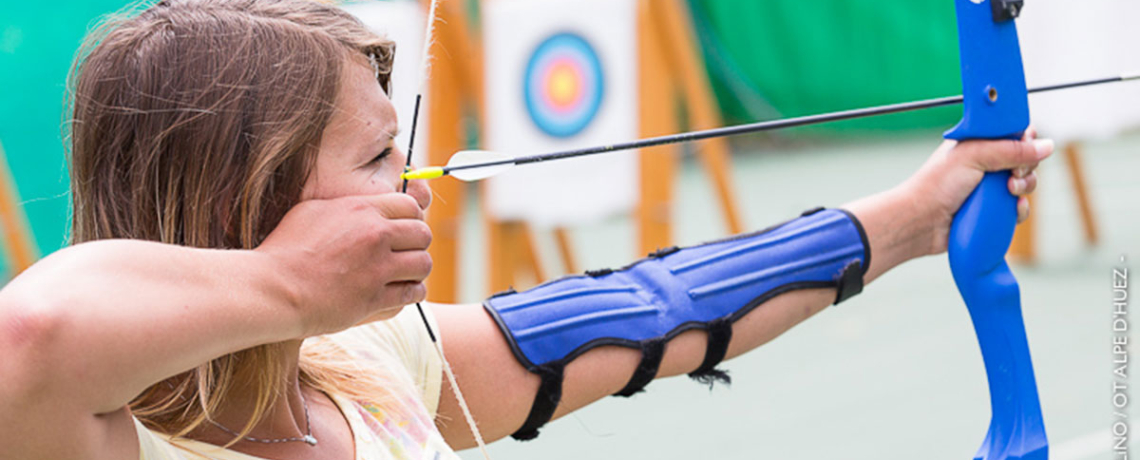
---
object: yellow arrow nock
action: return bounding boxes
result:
[401,166,445,181]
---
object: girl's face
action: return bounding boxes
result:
[303,59,432,211]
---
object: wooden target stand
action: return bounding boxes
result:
[1008,142,1100,263]
[0,141,40,279]
[419,0,743,302]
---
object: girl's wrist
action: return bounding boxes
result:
[843,183,939,282]
[245,248,310,340]
[894,181,945,259]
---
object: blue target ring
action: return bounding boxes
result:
[523,33,605,138]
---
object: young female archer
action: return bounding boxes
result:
[0,1,1051,459]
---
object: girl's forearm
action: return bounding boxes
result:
[711,184,933,364]
[0,240,303,414]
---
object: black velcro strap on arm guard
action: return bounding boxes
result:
[484,208,870,440]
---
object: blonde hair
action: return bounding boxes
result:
[67,0,397,443]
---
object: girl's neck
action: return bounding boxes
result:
[184,339,358,460]
[204,339,307,441]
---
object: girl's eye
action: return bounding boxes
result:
[369,148,393,165]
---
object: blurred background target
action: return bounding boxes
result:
[523,33,605,138]
[484,0,638,228]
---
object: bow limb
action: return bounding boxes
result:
[944,1,1047,459]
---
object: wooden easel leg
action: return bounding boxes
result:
[1009,193,1037,264]
[487,219,548,295]
[424,47,466,303]
[424,0,483,303]
[654,0,744,235]
[553,228,579,275]
[1064,142,1100,245]
[637,0,680,256]
[518,222,546,285]
[487,219,516,294]
[0,142,38,276]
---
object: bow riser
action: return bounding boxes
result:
[945,1,1047,459]
[946,0,1030,141]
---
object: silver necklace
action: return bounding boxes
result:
[207,392,318,446]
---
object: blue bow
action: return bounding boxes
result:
[945,1,1047,459]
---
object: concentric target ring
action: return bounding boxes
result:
[523,33,605,138]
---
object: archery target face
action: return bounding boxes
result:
[484,0,638,227]
[524,33,606,138]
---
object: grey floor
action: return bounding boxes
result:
[454,131,1140,459]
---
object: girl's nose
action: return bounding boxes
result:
[407,177,432,211]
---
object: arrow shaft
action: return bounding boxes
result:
[442,74,1134,175]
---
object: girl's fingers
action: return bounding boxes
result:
[386,250,434,283]
[960,139,1053,172]
[1012,163,1040,178]
[1009,172,1038,196]
[1023,126,1038,142]
[377,281,427,309]
[1017,196,1031,224]
[1021,173,1038,195]
[388,219,433,251]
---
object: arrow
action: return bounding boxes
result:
[402,73,1138,182]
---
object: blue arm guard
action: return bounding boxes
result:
[485,208,870,440]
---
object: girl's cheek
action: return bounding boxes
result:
[365,164,400,193]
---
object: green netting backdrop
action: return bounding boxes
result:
[0,0,966,266]
[0,0,137,271]
[688,0,964,132]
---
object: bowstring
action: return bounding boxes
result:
[401,0,492,457]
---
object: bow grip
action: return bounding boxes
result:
[946,172,1048,460]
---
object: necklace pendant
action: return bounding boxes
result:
[302,435,318,446]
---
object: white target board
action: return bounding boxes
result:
[341,1,427,166]
[483,0,639,227]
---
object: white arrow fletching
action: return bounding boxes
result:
[446,150,515,182]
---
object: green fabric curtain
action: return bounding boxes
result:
[0,1,144,269]
[1,2,115,266]
[688,0,966,134]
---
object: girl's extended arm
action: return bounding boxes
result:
[433,138,1052,447]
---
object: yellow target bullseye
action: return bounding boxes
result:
[547,62,582,109]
